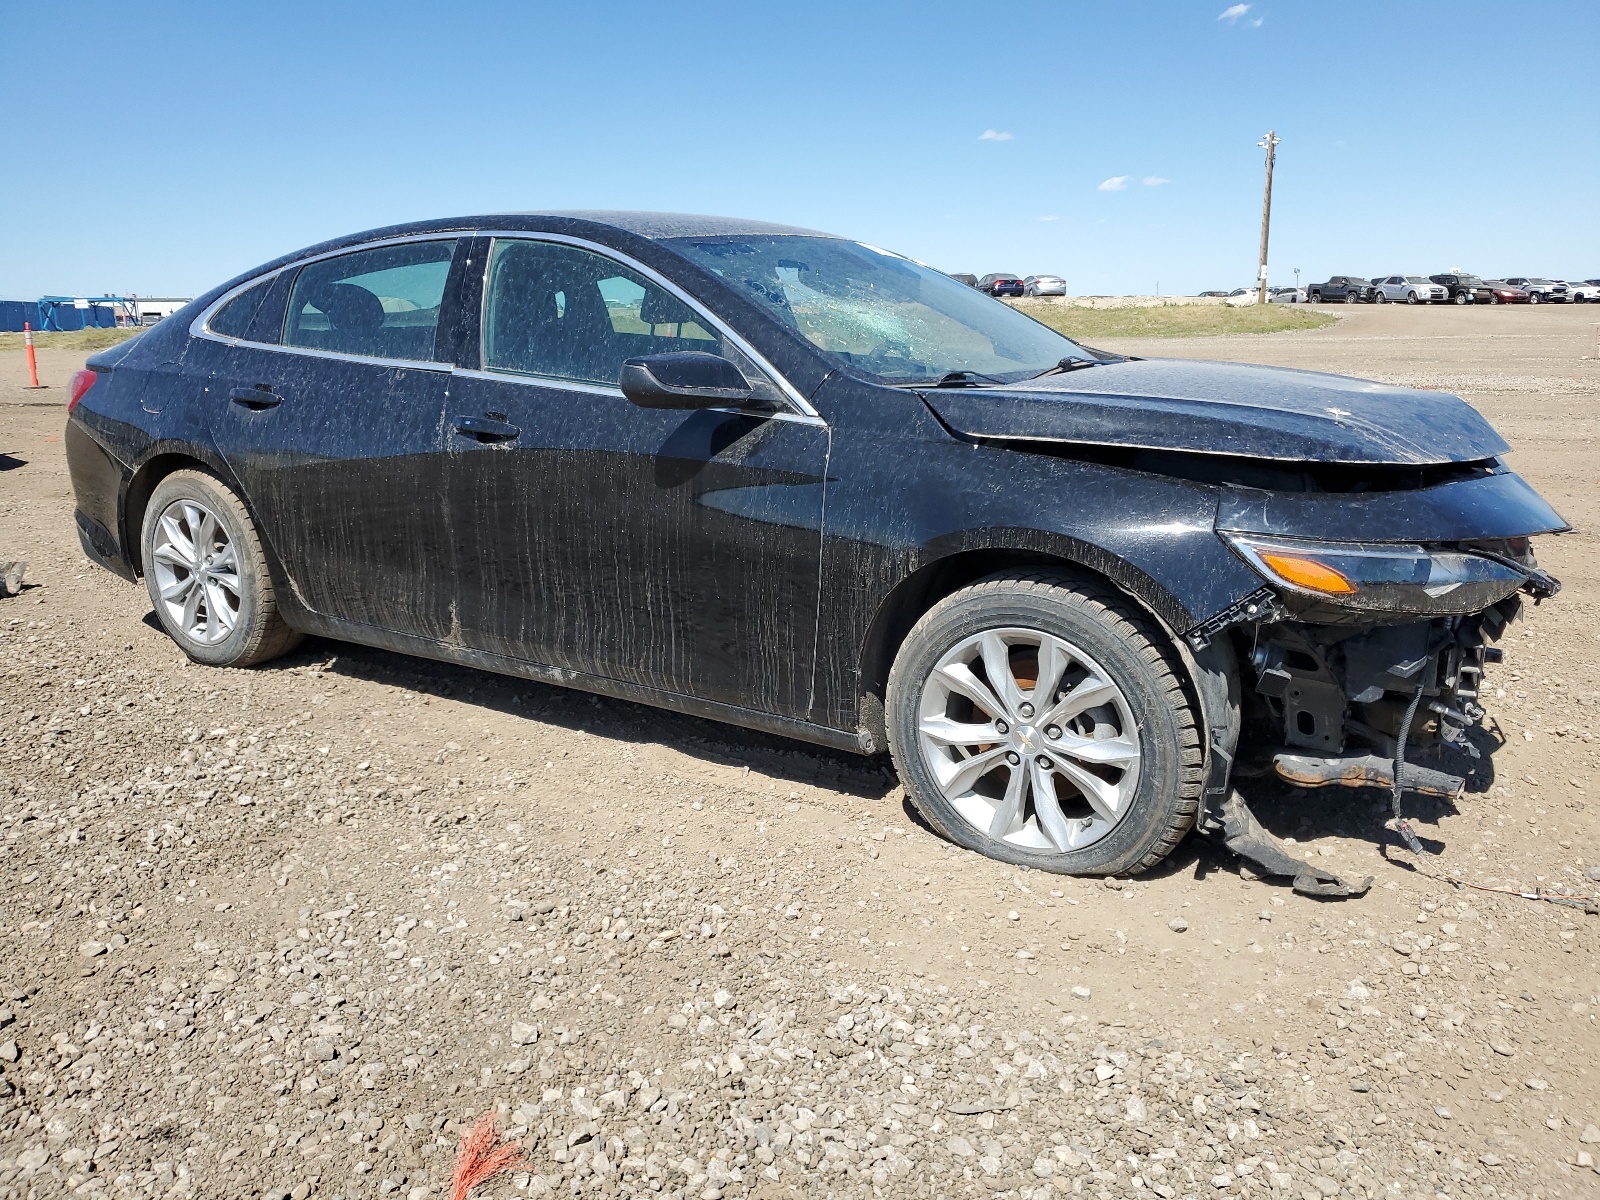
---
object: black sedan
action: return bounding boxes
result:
[976,273,1025,297]
[66,211,1567,883]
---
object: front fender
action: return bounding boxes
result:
[811,377,1265,731]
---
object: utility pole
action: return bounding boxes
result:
[1255,130,1280,305]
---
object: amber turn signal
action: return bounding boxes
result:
[1257,552,1356,595]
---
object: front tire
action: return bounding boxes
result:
[1406,291,1419,304]
[886,573,1203,876]
[1527,292,1541,305]
[140,470,302,668]
[1453,292,1468,305]
[1345,290,1360,304]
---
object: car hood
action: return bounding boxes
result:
[918,358,1511,466]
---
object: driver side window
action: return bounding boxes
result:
[481,239,721,387]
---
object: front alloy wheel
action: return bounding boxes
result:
[916,628,1140,854]
[886,573,1202,876]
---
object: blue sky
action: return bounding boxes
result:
[3,1,1596,298]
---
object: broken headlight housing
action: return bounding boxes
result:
[1222,533,1527,615]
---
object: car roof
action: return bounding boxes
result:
[205,212,849,301]
[517,210,836,239]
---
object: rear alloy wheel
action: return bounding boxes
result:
[886,573,1202,876]
[141,470,302,668]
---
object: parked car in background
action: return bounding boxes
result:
[1268,287,1305,304]
[948,273,979,288]
[1306,276,1373,303]
[1564,280,1599,303]
[977,274,1025,297]
[1503,278,1567,303]
[1429,274,1494,305]
[1482,281,1533,303]
[66,208,1568,882]
[1372,275,1448,304]
[1197,290,1230,297]
[1023,275,1067,297]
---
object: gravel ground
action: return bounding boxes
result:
[2,307,1597,1200]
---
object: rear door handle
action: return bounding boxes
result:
[229,386,282,410]
[452,415,521,442]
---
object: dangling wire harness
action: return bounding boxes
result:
[1389,683,1597,914]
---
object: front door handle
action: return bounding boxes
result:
[229,385,282,410]
[452,415,521,442]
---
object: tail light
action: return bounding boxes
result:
[68,369,98,412]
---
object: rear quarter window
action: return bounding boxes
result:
[208,277,273,339]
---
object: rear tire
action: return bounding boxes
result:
[140,470,302,668]
[886,572,1203,876]
[1527,293,1541,304]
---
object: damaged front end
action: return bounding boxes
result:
[1188,530,1563,896]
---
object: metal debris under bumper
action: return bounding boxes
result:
[1272,752,1465,798]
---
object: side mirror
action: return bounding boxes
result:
[619,352,753,409]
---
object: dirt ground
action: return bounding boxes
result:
[1,306,1595,1200]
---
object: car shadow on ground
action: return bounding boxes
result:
[149,619,1511,876]
[287,634,900,803]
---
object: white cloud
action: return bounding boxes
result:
[1218,4,1250,21]
[1097,176,1130,192]
[1142,176,1171,186]
[1039,215,1059,221]
[978,129,1014,142]
[1249,16,1263,26]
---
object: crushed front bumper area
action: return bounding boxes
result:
[1246,596,1528,798]
[1186,572,1558,898]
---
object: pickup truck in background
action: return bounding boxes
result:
[1306,276,1373,303]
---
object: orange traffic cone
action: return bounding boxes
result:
[23,323,46,389]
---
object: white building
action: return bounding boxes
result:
[132,296,193,325]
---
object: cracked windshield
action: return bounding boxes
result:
[667,235,1092,384]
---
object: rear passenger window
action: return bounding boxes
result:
[284,240,457,362]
